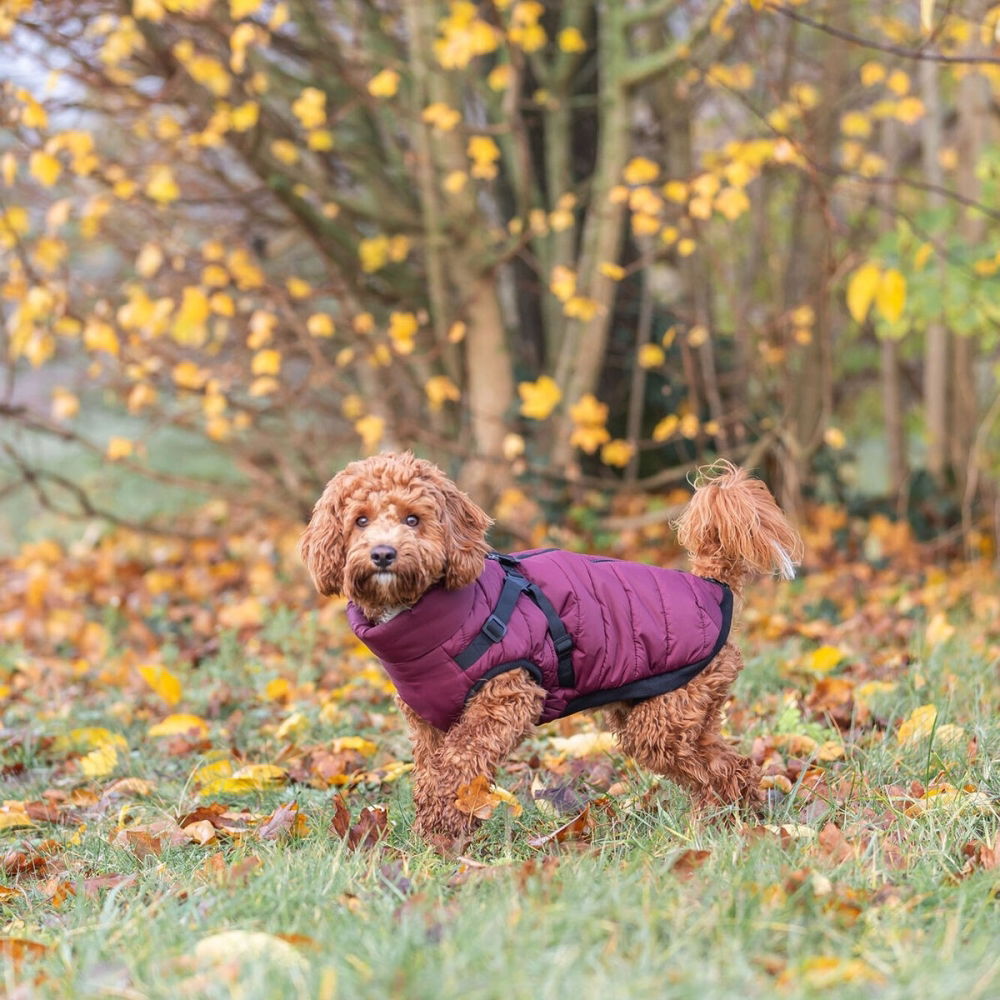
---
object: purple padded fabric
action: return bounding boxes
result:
[347,549,732,731]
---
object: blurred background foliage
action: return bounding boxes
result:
[1,0,999,551]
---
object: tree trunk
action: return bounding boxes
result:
[919,56,950,485]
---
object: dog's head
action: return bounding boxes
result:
[300,452,492,616]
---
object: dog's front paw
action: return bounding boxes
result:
[413,791,481,845]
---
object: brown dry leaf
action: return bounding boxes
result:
[348,805,389,850]
[116,829,163,860]
[957,832,1000,879]
[817,822,854,864]
[256,802,300,841]
[527,803,595,849]
[42,878,75,907]
[3,846,51,877]
[183,819,218,846]
[454,775,501,820]
[0,937,49,969]
[196,851,261,886]
[81,874,136,899]
[330,793,352,839]
[670,848,711,880]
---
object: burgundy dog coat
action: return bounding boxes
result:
[347,549,733,731]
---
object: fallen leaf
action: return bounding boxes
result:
[256,802,300,841]
[114,829,163,860]
[670,849,711,879]
[193,930,307,970]
[148,713,209,739]
[527,803,596,849]
[0,938,49,969]
[817,822,854,864]
[348,805,388,850]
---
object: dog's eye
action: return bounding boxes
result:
[404,514,419,527]
[355,516,369,528]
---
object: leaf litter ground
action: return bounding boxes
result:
[0,512,998,998]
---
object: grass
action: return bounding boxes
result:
[2,614,998,999]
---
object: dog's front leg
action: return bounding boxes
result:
[397,698,445,824]
[414,670,545,841]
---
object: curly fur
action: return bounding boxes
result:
[302,452,801,842]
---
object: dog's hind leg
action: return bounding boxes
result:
[610,646,762,813]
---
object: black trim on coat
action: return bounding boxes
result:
[558,582,734,718]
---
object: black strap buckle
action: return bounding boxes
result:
[482,614,508,642]
[553,633,574,657]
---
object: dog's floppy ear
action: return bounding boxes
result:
[299,480,348,597]
[420,461,492,590]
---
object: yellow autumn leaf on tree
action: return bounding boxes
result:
[230,0,263,19]
[467,135,500,179]
[51,387,79,422]
[367,69,399,98]
[106,437,134,461]
[291,87,326,129]
[306,313,334,337]
[638,343,665,368]
[138,664,182,706]
[569,394,610,454]
[425,374,461,410]
[652,414,680,441]
[875,268,906,323]
[355,414,385,450]
[518,375,562,420]
[252,349,281,376]
[846,262,881,323]
[623,156,660,185]
[601,439,634,468]
[145,164,180,204]
[557,26,587,52]
[549,265,576,302]
[388,311,418,353]
[172,361,209,390]
[421,102,461,131]
[29,150,61,187]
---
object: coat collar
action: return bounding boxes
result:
[347,562,498,661]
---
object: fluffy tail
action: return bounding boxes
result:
[673,460,803,595]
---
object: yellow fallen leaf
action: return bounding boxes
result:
[138,664,182,706]
[194,930,306,969]
[806,645,844,674]
[897,703,937,746]
[55,727,127,753]
[274,711,308,742]
[193,759,234,785]
[329,736,377,756]
[148,713,209,739]
[80,743,118,779]
[0,809,35,830]
[924,612,955,647]
[548,731,617,757]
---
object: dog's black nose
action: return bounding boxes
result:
[370,545,397,570]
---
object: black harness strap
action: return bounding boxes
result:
[454,553,576,686]
[453,565,532,669]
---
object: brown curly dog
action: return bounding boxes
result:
[301,453,802,843]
